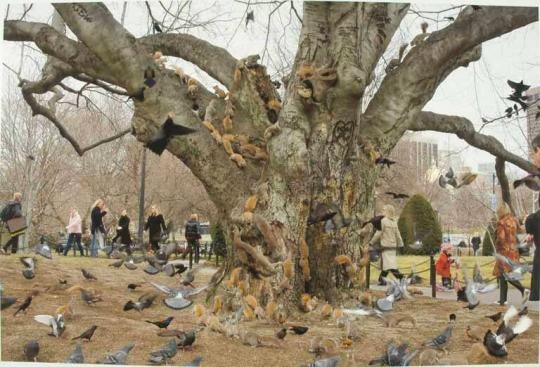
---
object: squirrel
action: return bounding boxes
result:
[243,304,255,321]
[335,255,353,266]
[244,195,257,212]
[187,78,198,98]
[299,258,310,281]
[296,65,316,80]
[193,304,206,320]
[411,21,430,47]
[230,153,247,168]
[300,238,309,259]
[201,120,215,132]
[382,313,417,328]
[385,43,408,73]
[283,257,294,278]
[230,267,243,286]
[210,129,222,145]
[223,115,233,133]
[212,296,223,315]
[223,138,234,156]
[213,85,228,99]
[174,66,187,84]
[244,295,258,309]
[320,303,333,319]
[265,300,278,319]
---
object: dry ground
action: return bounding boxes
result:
[0,254,538,366]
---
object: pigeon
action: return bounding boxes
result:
[97,343,135,364]
[385,192,409,200]
[495,305,533,344]
[164,263,187,277]
[507,79,530,95]
[13,296,32,316]
[513,174,540,191]
[275,328,287,340]
[343,304,383,318]
[457,172,478,188]
[462,265,497,309]
[108,259,124,268]
[144,264,162,275]
[124,293,157,312]
[308,202,337,225]
[66,343,84,363]
[289,325,309,335]
[483,330,508,357]
[24,340,39,362]
[407,263,423,284]
[177,330,196,349]
[72,325,98,341]
[185,356,203,366]
[34,242,52,259]
[362,215,384,231]
[145,114,197,156]
[150,281,208,310]
[148,338,177,365]
[423,314,456,352]
[127,283,144,291]
[20,256,36,279]
[1,295,17,310]
[146,316,174,329]
[124,259,137,270]
[308,356,340,367]
[438,167,458,188]
[375,293,395,312]
[34,314,65,337]
[81,269,97,280]
[494,254,532,281]
[369,342,418,366]
[182,270,195,287]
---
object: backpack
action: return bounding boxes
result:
[0,203,13,222]
[185,222,199,240]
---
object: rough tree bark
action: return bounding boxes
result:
[4,3,538,309]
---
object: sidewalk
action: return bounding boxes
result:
[369,284,539,312]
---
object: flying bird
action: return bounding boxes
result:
[375,157,396,168]
[124,292,157,312]
[153,21,163,33]
[485,312,503,323]
[361,215,384,231]
[14,296,32,316]
[507,79,530,95]
[66,343,84,364]
[20,256,36,279]
[145,114,197,156]
[97,343,135,365]
[385,192,409,200]
[513,174,540,191]
[245,10,255,27]
[438,167,458,188]
[457,172,478,188]
[150,282,207,309]
[495,305,533,344]
[34,314,65,337]
[24,340,39,362]
[146,316,174,329]
[81,269,97,281]
[72,325,98,342]
[34,242,52,259]
[181,270,195,287]
[163,263,187,277]
[494,254,532,281]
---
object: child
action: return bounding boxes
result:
[436,242,455,289]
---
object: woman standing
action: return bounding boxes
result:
[145,205,166,253]
[369,204,404,282]
[493,203,526,298]
[64,208,84,256]
[1,192,24,254]
[90,199,107,257]
[112,209,132,247]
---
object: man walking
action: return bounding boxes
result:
[525,134,540,302]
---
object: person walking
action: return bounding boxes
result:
[493,203,526,304]
[471,234,481,256]
[64,208,84,256]
[90,199,107,257]
[436,242,455,289]
[1,192,24,254]
[112,209,132,248]
[369,205,404,283]
[184,214,202,266]
[523,133,540,302]
[145,205,166,253]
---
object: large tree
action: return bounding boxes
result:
[4,2,538,307]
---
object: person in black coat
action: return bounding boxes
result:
[112,210,132,247]
[525,211,540,302]
[90,199,107,257]
[184,214,202,264]
[1,192,23,254]
[145,205,166,253]
[471,235,481,256]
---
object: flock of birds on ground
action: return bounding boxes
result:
[0,234,536,366]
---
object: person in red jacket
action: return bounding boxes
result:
[436,242,455,289]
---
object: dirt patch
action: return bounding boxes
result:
[0,255,538,366]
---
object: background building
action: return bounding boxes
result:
[391,134,439,182]
[526,86,540,154]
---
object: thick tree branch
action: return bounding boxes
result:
[53,3,143,91]
[362,6,538,141]
[495,157,515,215]
[410,111,538,175]
[138,33,238,89]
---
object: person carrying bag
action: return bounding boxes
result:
[1,192,26,254]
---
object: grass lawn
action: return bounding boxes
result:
[368,255,533,289]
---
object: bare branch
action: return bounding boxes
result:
[19,4,33,21]
[290,0,303,24]
[409,111,538,175]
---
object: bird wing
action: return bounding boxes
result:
[146,136,168,156]
[163,117,197,136]
[465,279,478,305]
[180,285,208,298]
[19,257,34,269]
[507,79,530,92]
[150,282,174,295]
[164,296,192,310]
[144,265,161,275]
[477,283,498,294]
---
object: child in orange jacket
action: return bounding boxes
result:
[436,242,455,289]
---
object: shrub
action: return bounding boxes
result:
[398,194,443,255]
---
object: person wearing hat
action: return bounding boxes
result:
[369,204,404,283]
[436,242,455,289]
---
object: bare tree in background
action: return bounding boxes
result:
[3,2,538,305]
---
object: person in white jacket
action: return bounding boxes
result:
[64,208,84,256]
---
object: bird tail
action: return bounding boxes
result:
[124,301,135,311]
[513,179,523,189]
[503,305,518,325]
[512,316,532,335]
[71,335,81,340]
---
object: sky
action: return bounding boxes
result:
[1,0,539,175]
